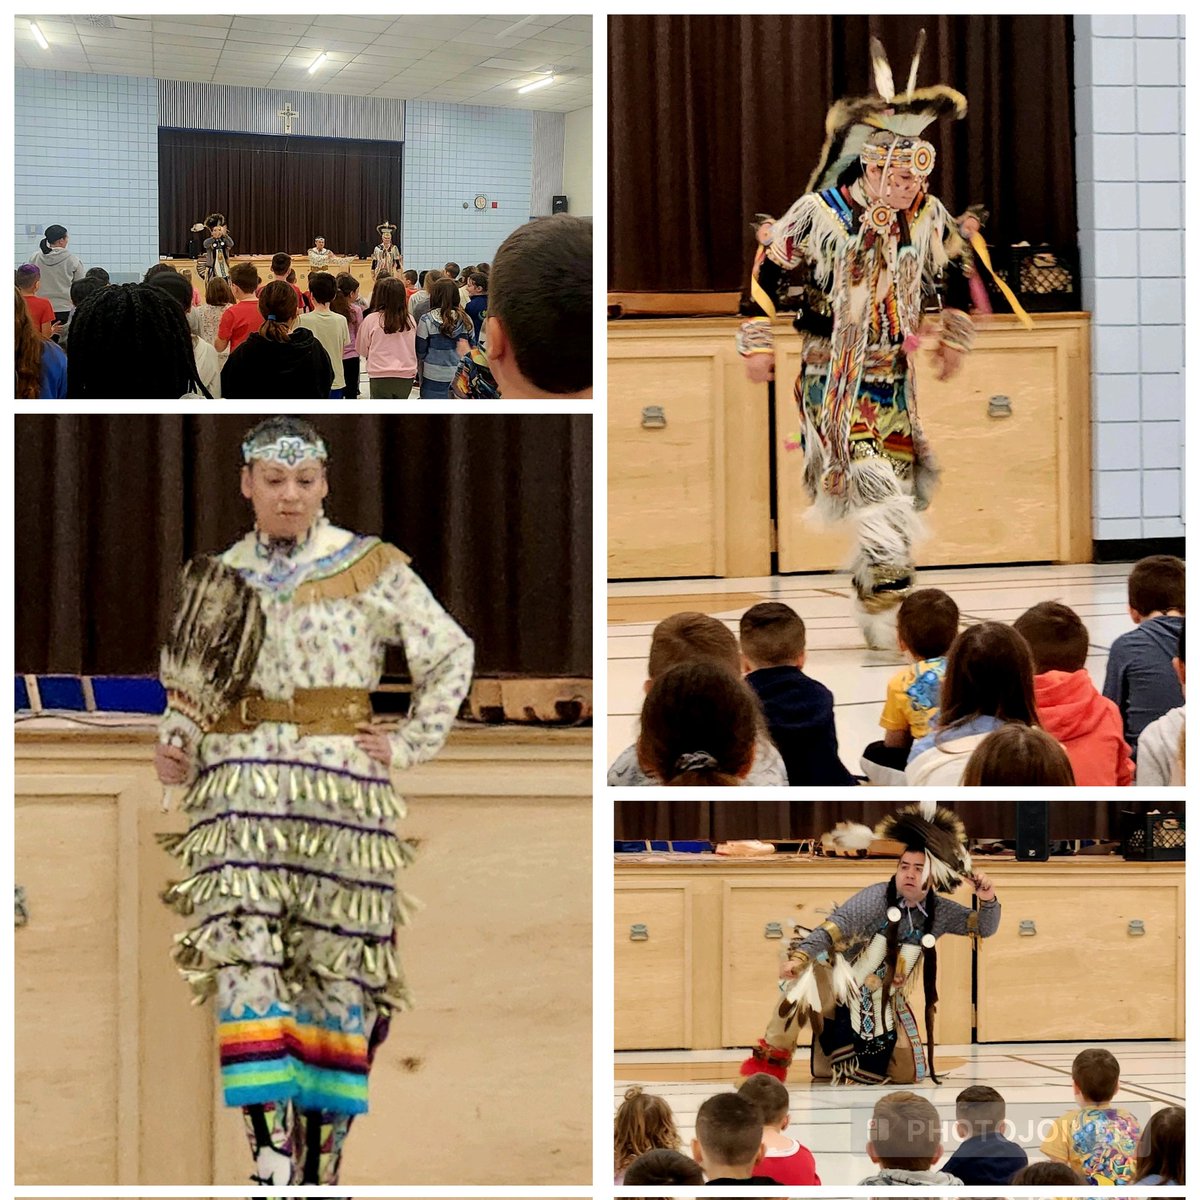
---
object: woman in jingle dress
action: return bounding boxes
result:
[155,416,474,1185]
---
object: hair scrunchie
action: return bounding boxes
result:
[266,315,277,322]
[674,751,718,773]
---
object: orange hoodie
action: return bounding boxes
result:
[1034,670,1133,786]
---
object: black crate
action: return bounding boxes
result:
[983,243,1081,313]
[1120,810,1185,861]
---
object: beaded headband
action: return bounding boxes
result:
[860,136,936,179]
[242,435,328,467]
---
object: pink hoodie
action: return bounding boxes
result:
[1034,670,1133,786]
[357,311,417,378]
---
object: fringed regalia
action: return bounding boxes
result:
[159,520,474,1121]
[740,801,1000,1085]
[738,35,979,647]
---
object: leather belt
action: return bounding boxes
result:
[208,688,374,735]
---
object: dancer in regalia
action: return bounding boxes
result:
[739,801,999,1086]
[203,213,235,281]
[155,416,474,1185]
[738,33,979,647]
[371,223,403,279]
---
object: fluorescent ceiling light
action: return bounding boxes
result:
[518,73,556,94]
[30,21,50,50]
[308,51,328,73]
[495,16,538,40]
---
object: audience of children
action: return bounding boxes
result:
[736,1074,820,1185]
[636,661,759,786]
[614,1085,681,1184]
[607,612,788,787]
[942,1084,1028,1185]
[961,723,1076,785]
[860,587,959,784]
[1104,555,1186,756]
[1040,1047,1141,1184]
[1136,620,1185,786]
[739,602,855,786]
[1013,600,1133,784]
[615,1047,1177,1186]
[691,1092,780,1184]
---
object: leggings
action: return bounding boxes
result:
[243,1100,355,1184]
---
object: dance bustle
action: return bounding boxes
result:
[160,556,265,737]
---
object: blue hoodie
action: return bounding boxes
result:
[944,1131,1029,1186]
[1102,615,1184,756]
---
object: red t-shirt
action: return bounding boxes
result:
[761,1142,821,1186]
[218,298,264,352]
[23,293,55,331]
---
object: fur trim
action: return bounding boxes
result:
[875,803,971,892]
[828,821,875,850]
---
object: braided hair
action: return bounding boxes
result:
[65,283,211,399]
[881,876,942,1082]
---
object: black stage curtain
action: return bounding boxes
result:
[615,801,1183,843]
[609,15,1077,292]
[15,415,590,678]
[158,129,403,259]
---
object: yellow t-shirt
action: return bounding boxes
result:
[879,656,947,740]
[1039,1105,1140,1185]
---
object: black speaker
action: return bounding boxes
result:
[552,194,568,213]
[1015,801,1050,862]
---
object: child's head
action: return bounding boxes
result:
[961,723,1076,785]
[205,275,235,306]
[336,272,361,302]
[1128,554,1185,620]
[897,588,959,660]
[1071,1047,1121,1105]
[1176,620,1186,692]
[647,611,739,680]
[1134,1105,1184,1184]
[257,279,299,341]
[271,251,292,277]
[1011,1161,1088,1185]
[230,262,260,298]
[15,264,40,293]
[308,271,337,305]
[614,1085,681,1172]
[939,621,1037,731]
[637,661,758,786]
[739,601,805,670]
[692,1092,764,1176]
[867,1090,943,1170]
[737,1072,790,1130]
[85,266,110,284]
[1013,600,1089,673]
[954,1084,1006,1139]
[622,1148,704,1186]
[70,277,104,308]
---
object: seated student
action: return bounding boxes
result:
[220,280,333,399]
[622,1148,705,1186]
[485,214,592,398]
[15,264,59,338]
[215,262,264,354]
[14,286,67,398]
[1013,600,1132,784]
[1040,1047,1140,1184]
[636,661,758,786]
[943,1084,1028,1185]
[739,601,856,786]
[296,271,351,398]
[961,723,1076,785]
[1132,1105,1184,1185]
[906,621,1039,786]
[691,1092,778,1184]
[859,1090,963,1186]
[736,1072,820,1185]
[144,269,222,399]
[607,611,787,786]
[861,588,959,785]
[614,1085,681,1184]
[1103,554,1185,756]
[1011,1161,1087,1185]
[1138,621,1185,786]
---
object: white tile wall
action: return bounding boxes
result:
[15,70,158,276]
[1075,14,1185,540]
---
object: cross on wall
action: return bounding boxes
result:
[278,102,299,134]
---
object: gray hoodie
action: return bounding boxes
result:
[858,1167,964,1186]
[26,245,85,312]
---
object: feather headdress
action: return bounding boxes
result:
[805,30,967,194]
[875,799,972,893]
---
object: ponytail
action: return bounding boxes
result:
[257,280,297,343]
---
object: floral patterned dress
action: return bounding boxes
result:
[160,521,473,1116]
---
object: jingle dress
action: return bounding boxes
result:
[160,521,473,1116]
